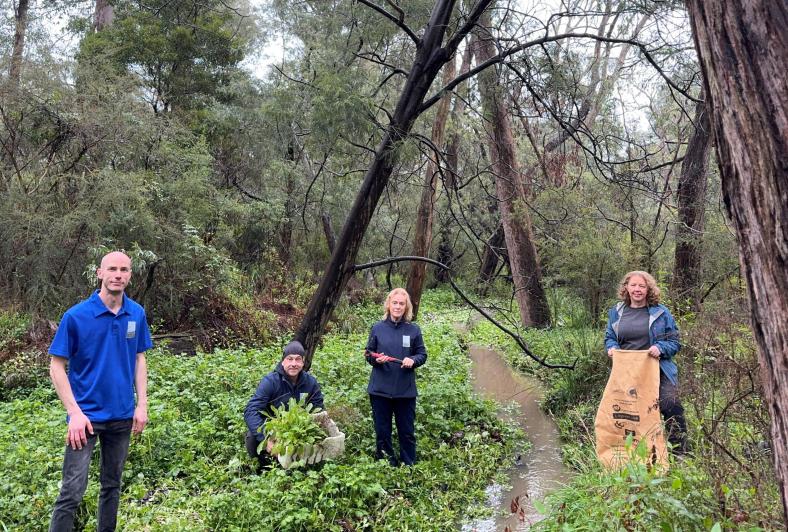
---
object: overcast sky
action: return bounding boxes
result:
[16,0,678,133]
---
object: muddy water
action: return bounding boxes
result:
[463,345,570,531]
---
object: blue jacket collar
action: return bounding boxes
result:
[385,316,406,327]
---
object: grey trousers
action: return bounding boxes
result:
[49,419,132,532]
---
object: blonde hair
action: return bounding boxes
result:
[382,288,414,321]
[617,271,661,306]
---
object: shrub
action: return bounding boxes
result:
[532,443,724,531]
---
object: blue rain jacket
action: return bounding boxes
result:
[604,302,681,384]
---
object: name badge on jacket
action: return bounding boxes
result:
[402,335,410,348]
[127,321,137,339]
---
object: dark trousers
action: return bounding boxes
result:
[245,430,271,469]
[369,395,417,466]
[659,372,689,453]
[50,419,132,532]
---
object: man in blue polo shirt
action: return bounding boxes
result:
[48,251,153,532]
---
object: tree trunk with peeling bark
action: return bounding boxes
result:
[671,97,711,312]
[476,13,550,329]
[405,59,456,319]
[686,0,788,521]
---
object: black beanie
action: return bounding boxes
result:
[282,340,305,360]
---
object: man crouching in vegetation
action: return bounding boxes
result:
[243,341,324,469]
[48,251,153,532]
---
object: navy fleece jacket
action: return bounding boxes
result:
[243,363,324,442]
[365,318,427,398]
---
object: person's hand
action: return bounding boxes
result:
[132,403,148,435]
[266,438,275,455]
[647,346,661,359]
[607,348,615,358]
[66,410,93,450]
[401,357,414,368]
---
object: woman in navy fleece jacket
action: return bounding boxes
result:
[365,288,427,465]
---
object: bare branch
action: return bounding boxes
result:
[353,256,576,370]
[422,31,700,113]
[355,0,420,44]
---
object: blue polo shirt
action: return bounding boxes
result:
[49,291,153,422]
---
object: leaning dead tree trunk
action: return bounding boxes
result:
[9,0,30,89]
[296,0,496,367]
[475,11,551,328]
[686,0,788,522]
[671,97,711,313]
[405,58,456,319]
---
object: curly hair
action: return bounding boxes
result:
[382,287,414,322]
[617,271,661,306]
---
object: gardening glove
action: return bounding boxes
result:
[306,446,324,465]
[300,444,313,462]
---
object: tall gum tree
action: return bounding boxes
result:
[686,0,788,520]
[477,6,649,291]
[475,9,550,328]
[671,96,711,312]
[9,0,30,88]
[405,58,456,319]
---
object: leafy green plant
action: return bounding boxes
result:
[1,301,518,531]
[532,440,726,531]
[262,396,326,457]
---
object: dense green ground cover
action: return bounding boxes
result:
[0,307,517,531]
[468,309,780,530]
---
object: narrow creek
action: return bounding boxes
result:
[463,345,571,531]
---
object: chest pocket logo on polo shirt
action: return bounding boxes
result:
[126,321,137,339]
[402,335,410,348]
